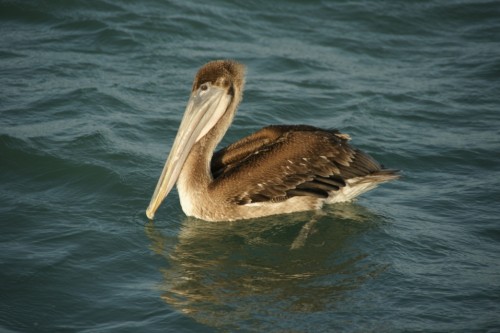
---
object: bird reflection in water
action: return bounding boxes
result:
[145,204,388,331]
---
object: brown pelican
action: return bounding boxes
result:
[146,60,399,221]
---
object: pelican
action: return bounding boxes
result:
[146,60,399,221]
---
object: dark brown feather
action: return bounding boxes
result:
[210,125,391,205]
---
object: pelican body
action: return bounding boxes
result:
[146,60,399,221]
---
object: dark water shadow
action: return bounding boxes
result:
[145,204,388,332]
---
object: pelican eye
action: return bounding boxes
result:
[200,83,209,91]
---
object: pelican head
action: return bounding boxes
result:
[146,60,246,219]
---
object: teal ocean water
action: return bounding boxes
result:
[1,1,499,332]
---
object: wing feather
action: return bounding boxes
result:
[209,125,386,205]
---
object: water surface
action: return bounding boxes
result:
[1,0,499,332]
